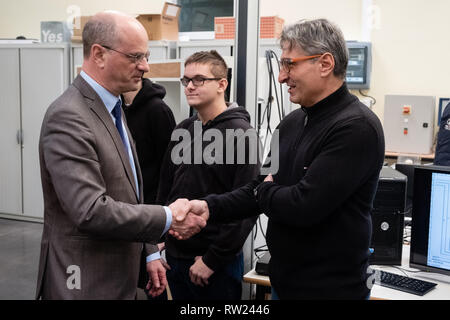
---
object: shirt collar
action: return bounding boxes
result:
[80,70,121,113]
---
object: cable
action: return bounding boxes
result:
[252,50,288,261]
[258,215,266,239]
[253,244,268,260]
[258,50,286,154]
[358,89,377,106]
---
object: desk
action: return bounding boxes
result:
[385,151,435,161]
[243,269,271,300]
[243,245,450,300]
[370,245,450,300]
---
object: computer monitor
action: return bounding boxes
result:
[410,165,450,276]
[346,41,372,89]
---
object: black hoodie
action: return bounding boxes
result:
[123,78,176,204]
[157,103,259,271]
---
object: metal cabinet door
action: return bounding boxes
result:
[20,46,68,218]
[0,48,22,215]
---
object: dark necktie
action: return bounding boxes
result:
[111,99,128,149]
[111,99,139,195]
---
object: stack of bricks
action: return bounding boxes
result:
[214,16,285,39]
[214,17,236,39]
[260,16,284,39]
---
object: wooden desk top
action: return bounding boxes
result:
[243,269,271,287]
[385,151,435,160]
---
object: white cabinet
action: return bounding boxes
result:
[0,44,69,220]
[177,39,234,59]
[0,48,22,215]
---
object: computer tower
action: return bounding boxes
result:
[369,166,406,265]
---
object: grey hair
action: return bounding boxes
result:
[82,15,118,58]
[279,19,349,79]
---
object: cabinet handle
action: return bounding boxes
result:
[16,129,23,145]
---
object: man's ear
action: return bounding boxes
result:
[218,78,228,93]
[91,44,106,69]
[319,52,335,77]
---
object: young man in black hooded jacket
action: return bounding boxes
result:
[156,50,258,300]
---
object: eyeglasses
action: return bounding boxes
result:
[280,54,322,73]
[180,76,222,87]
[101,45,150,64]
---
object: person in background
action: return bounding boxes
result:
[122,77,176,299]
[434,102,450,166]
[157,50,259,300]
[180,19,385,300]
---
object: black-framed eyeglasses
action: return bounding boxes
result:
[101,45,150,64]
[180,76,222,87]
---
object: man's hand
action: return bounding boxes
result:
[168,198,191,222]
[189,200,210,222]
[169,212,206,240]
[189,256,214,287]
[168,199,207,240]
[145,259,167,297]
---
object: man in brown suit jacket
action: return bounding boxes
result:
[35,11,206,300]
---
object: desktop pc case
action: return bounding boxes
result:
[369,166,407,265]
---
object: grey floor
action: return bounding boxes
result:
[0,218,150,300]
[0,218,43,300]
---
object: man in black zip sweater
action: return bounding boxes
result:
[158,51,258,300]
[175,19,385,299]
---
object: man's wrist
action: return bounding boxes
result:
[162,206,172,235]
[146,252,161,263]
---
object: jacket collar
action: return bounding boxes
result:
[301,83,351,120]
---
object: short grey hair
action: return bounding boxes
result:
[279,19,349,79]
[82,15,118,58]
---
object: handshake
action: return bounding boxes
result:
[168,199,210,240]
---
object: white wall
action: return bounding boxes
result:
[370,0,450,123]
[0,0,168,39]
[261,0,450,134]
[260,0,363,41]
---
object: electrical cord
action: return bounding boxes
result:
[254,244,268,260]
[253,50,287,260]
[258,50,286,156]
[358,89,377,106]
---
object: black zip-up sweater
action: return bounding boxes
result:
[205,84,385,299]
[157,104,259,271]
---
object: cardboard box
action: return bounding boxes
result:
[214,16,285,39]
[41,21,72,43]
[136,2,181,41]
[71,16,92,43]
[144,61,181,79]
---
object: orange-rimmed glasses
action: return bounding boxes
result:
[280,54,322,73]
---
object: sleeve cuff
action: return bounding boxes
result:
[146,252,161,263]
[162,206,172,236]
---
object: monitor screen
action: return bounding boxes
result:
[410,165,450,276]
[346,42,372,89]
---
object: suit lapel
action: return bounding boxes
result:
[72,75,139,200]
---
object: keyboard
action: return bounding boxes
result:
[375,270,437,296]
